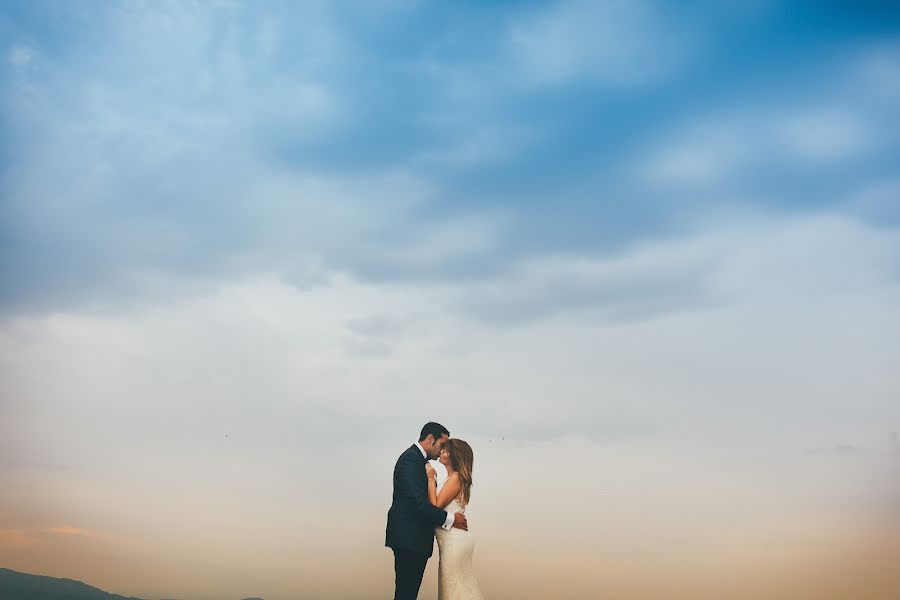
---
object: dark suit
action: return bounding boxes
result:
[385,444,449,600]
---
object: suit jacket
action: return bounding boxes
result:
[385,444,449,557]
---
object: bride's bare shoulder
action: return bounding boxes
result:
[444,472,463,493]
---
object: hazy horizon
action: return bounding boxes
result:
[2,1,899,599]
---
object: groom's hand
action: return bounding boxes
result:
[452,512,468,531]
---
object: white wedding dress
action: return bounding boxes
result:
[434,474,485,600]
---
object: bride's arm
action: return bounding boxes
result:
[432,473,462,509]
[427,468,439,507]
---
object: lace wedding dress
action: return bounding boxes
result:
[434,478,485,600]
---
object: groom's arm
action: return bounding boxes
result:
[397,454,449,528]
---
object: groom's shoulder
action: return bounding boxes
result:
[397,444,418,462]
[401,444,418,457]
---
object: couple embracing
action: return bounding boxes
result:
[385,422,485,600]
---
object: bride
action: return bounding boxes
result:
[425,439,485,600]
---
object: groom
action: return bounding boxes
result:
[386,422,468,600]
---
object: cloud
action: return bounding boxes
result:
[8,43,33,67]
[452,240,720,325]
[2,5,899,598]
[774,109,872,163]
[854,41,900,101]
[0,529,38,548]
[642,107,876,187]
[3,210,898,597]
[505,0,689,87]
[637,42,900,194]
[4,1,898,323]
[3,210,897,454]
[44,526,104,538]
[411,125,541,168]
[1,2,525,314]
[0,526,104,550]
[833,179,900,235]
[0,128,505,312]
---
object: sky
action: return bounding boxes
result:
[1,1,899,599]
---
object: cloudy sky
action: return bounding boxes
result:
[2,1,899,599]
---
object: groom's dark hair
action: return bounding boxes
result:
[419,422,450,442]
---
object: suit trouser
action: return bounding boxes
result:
[393,548,429,600]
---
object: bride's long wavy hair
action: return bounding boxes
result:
[446,438,474,505]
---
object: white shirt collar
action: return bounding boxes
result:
[414,441,427,459]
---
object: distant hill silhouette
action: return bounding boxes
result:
[0,568,266,600]
[0,568,144,600]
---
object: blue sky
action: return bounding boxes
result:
[1,3,899,599]
[2,0,898,314]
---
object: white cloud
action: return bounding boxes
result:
[4,210,897,460]
[643,120,747,186]
[8,44,34,67]
[3,208,898,597]
[638,45,900,189]
[642,107,876,187]
[452,234,722,324]
[850,179,900,225]
[412,125,541,167]
[506,0,688,87]
[854,42,900,101]
[774,109,871,162]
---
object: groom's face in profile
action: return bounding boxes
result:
[425,434,449,460]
